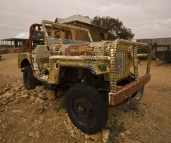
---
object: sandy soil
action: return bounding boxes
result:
[0,53,171,143]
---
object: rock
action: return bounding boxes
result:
[3,93,14,99]
[93,132,102,141]
[2,100,9,105]
[89,134,94,140]
[102,138,107,143]
[102,129,109,140]
[0,107,5,112]
[15,92,21,97]
[38,94,44,99]
[9,98,14,102]
[22,90,30,95]
[35,97,44,103]
[66,116,71,123]
[75,130,81,138]
[30,95,35,102]
[35,131,40,138]
[12,110,23,113]
[125,130,131,135]
[70,129,75,134]
[3,87,10,92]
[119,133,125,138]
[35,86,44,92]
[35,106,44,114]
[13,100,19,104]
[85,134,89,139]
[28,132,34,137]
[15,87,21,92]
[71,133,76,138]
[22,94,29,98]
[47,90,56,100]
[0,90,4,94]
[66,124,73,130]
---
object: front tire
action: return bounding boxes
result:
[66,83,108,134]
[23,65,37,90]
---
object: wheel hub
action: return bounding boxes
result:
[72,95,94,125]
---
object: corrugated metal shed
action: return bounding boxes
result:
[14,32,29,39]
[136,37,171,45]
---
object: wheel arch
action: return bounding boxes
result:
[21,58,31,68]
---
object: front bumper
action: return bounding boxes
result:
[109,74,151,106]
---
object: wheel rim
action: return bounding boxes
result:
[71,94,95,126]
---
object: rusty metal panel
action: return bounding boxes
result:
[137,38,171,45]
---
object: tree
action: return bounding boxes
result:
[91,16,134,40]
[32,30,44,41]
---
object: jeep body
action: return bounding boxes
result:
[18,20,151,134]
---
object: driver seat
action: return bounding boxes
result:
[34,45,49,70]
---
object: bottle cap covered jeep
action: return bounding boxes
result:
[18,20,151,134]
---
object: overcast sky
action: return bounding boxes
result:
[0,0,171,41]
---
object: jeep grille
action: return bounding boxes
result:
[116,50,127,77]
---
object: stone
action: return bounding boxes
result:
[66,116,71,123]
[70,129,74,134]
[102,138,107,143]
[93,132,102,141]
[35,97,44,103]
[15,87,21,92]
[38,94,44,99]
[9,98,14,102]
[15,92,21,97]
[71,133,76,138]
[35,131,40,138]
[125,130,131,135]
[85,134,89,139]
[0,107,5,112]
[47,90,56,100]
[28,132,34,137]
[22,90,30,95]
[89,135,94,140]
[102,129,109,140]
[35,106,44,114]
[3,93,14,99]
[3,87,10,92]
[13,100,19,104]
[22,94,29,98]
[66,124,73,130]
[75,130,81,138]
[2,100,9,105]
[12,110,23,113]
[119,133,125,138]
[30,95,35,102]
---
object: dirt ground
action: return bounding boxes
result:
[0,53,171,143]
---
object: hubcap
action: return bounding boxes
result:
[71,95,95,125]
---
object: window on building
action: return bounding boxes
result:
[55,31,60,38]
[65,32,72,39]
[99,33,104,40]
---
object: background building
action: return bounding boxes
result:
[136,38,171,60]
[45,14,108,44]
[1,32,29,48]
[1,15,109,49]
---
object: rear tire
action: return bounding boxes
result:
[23,65,37,90]
[66,83,108,134]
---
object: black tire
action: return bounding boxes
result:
[66,83,108,134]
[23,65,37,90]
